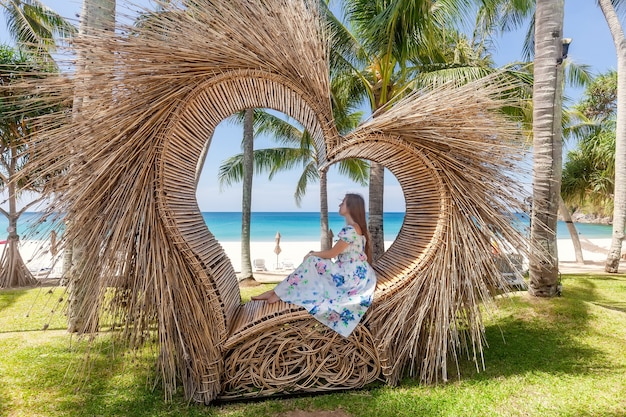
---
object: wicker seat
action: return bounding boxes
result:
[215,136,446,399]
[155,72,451,398]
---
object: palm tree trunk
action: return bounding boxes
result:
[598,0,626,273]
[195,132,214,188]
[0,174,36,288]
[240,109,254,279]
[558,195,584,264]
[368,162,385,261]
[319,169,331,250]
[67,0,115,332]
[529,0,565,297]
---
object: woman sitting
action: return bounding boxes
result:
[252,193,377,337]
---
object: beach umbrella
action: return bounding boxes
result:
[274,231,282,268]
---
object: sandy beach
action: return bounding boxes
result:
[7,236,625,282]
[229,238,625,278]
[556,237,626,274]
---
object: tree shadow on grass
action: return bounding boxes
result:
[0,286,68,333]
[370,276,626,417]
[0,287,26,313]
[568,275,626,313]
[455,275,626,381]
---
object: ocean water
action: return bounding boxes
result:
[202,212,407,242]
[0,211,615,242]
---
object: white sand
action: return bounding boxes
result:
[6,240,64,278]
[220,240,396,273]
[229,238,623,275]
[556,237,626,274]
[557,237,612,262]
[5,237,623,280]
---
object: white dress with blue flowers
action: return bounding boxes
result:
[273,225,377,337]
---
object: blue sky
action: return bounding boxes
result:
[0,1,622,212]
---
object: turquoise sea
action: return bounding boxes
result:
[0,212,615,242]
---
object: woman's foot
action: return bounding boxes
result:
[251,290,281,304]
[251,290,275,301]
[266,292,280,304]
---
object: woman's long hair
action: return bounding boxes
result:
[344,193,372,263]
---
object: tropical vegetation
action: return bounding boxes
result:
[597,0,626,273]
[0,0,74,288]
[0,0,75,67]
[0,45,49,288]
[321,0,539,261]
[562,71,617,216]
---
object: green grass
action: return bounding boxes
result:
[1,275,625,416]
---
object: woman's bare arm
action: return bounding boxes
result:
[307,240,349,260]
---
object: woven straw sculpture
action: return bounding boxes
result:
[8,0,532,404]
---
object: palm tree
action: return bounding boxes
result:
[528,0,565,297]
[558,195,584,264]
[66,0,115,334]
[472,0,597,270]
[0,2,73,288]
[240,109,254,279]
[335,0,443,260]
[209,108,259,280]
[476,1,596,272]
[597,0,626,273]
[331,0,538,261]
[562,71,617,217]
[0,45,58,288]
[0,0,76,67]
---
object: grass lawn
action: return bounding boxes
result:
[1,275,625,417]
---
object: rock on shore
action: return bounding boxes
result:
[570,212,612,225]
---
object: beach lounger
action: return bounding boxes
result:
[252,258,266,272]
[280,259,295,270]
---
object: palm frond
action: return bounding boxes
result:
[412,65,495,88]
[336,158,369,185]
[520,15,535,61]
[321,1,368,70]
[610,0,626,14]
[218,147,314,190]
[253,112,304,145]
[293,162,319,206]
[564,61,594,90]
[475,0,534,34]
[2,0,76,57]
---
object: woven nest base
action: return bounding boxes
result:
[219,319,381,399]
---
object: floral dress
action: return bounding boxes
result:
[273,225,377,337]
